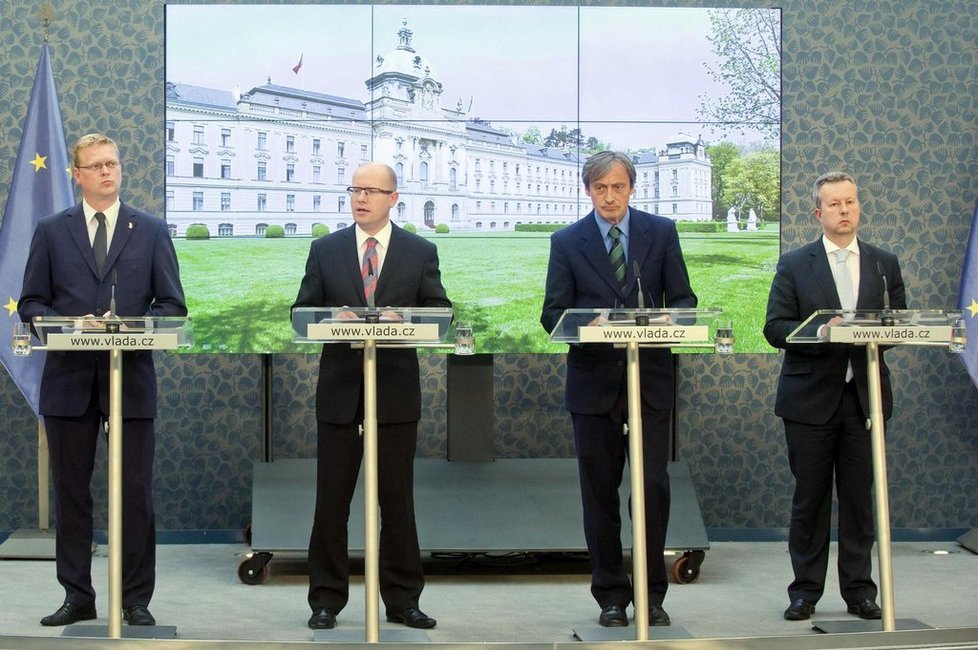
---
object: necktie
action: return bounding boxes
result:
[93,212,107,274]
[608,226,625,287]
[361,237,378,304]
[833,249,855,310]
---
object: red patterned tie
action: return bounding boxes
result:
[361,237,378,303]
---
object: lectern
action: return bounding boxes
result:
[550,307,727,641]
[31,315,192,639]
[292,306,453,643]
[787,308,963,633]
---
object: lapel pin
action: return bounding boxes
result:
[128,221,134,229]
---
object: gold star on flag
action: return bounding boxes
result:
[5,297,18,316]
[30,153,47,172]
[968,298,978,318]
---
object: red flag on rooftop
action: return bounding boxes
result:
[292,54,303,74]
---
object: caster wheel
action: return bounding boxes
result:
[238,553,271,585]
[672,555,700,584]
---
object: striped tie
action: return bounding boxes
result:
[608,226,625,286]
[361,237,378,304]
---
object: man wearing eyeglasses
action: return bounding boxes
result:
[292,162,451,631]
[541,151,697,629]
[18,133,186,627]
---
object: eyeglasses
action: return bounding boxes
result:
[77,161,120,173]
[347,186,395,196]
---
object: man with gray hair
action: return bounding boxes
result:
[541,151,697,628]
[764,171,906,622]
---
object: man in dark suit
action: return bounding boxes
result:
[293,162,451,631]
[541,151,697,628]
[18,133,186,627]
[764,171,906,622]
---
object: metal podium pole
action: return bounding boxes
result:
[107,347,123,638]
[362,338,380,643]
[625,340,649,640]
[865,341,896,631]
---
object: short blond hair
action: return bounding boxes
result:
[72,133,118,168]
[812,171,857,209]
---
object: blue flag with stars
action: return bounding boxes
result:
[0,43,75,415]
[957,196,978,389]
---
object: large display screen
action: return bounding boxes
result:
[165,4,781,353]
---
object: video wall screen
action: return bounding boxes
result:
[165,4,781,353]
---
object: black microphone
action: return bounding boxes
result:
[105,269,120,333]
[364,258,379,323]
[632,260,649,326]
[877,259,894,326]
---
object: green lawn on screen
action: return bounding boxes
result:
[173,228,779,354]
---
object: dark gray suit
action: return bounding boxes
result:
[764,238,905,605]
[292,224,450,615]
[19,202,186,609]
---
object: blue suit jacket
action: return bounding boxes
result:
[763,239,906,425]
[18,202,187,418]
[541,209,697,414]
[292,223,451,425]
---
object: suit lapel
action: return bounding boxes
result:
[376,226,405,304]
[855,241,876,309]
[807,241,842,309]
[102,203,136,278]
[578,213,623,299]
[339,227,366,305]
[65,204,100,277]
[625,213,654,298]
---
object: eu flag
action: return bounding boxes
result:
[0,44,75,414]
[957,196,978,388]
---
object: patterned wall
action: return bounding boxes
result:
[1,0,976,536]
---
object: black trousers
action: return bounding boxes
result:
[307,419,424,614]
[784,381,878,605]
[571,390,671,609]
[44,385,156,609]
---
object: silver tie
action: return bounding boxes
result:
[833,249,855,310]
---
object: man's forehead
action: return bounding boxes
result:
[592,164,631,184]
[820,180,856,197]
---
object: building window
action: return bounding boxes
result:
[313,165,321,183]
[397,202,406,220]
[313,138,321,155]
[313,195,321,211]
[337,167,345,184]
[286,135,295,153]
[396,162,404,180]
[221,192,231,211]
[286,194,296,212]
[672,203,678,214]
[420,162,429,188]
[256,223,267,236]
[165,191,174,210]
[168,223,177,238]
[451,204,459,221]
[219,223,233,237]
[166,156,174,177]
[221,128,231,147]
[257,131,267,150]
[257,161,266,181]
[193,125,204,144]
[424,200,435,227]
[166,121,175,141]
[257,193,266,211]
[286,163,295,182]
[338,196,346,212]
[221,160,231,179]
[337,141,345,158]
[285,223,297,235]
[450,167,457,190]
[193,157,204,178]
[192,192,203,211]
[360,144,368,159]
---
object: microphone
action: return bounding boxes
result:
[105,269,120,333]
[632,260,649,326]
[364,258,379,323]
[877,259,894,326]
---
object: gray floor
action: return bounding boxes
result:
[0,541,976,648]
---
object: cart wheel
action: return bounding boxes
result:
[672,555,700,584]
[238,552,271,585]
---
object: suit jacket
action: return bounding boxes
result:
[541,209,697,414]
[763,238,906,425]
[292,223,451,425]
[18,202,187,418]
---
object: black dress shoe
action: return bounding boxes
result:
[784,598,816,620]
[598,604,628,627]
[123,605,156,626]
[387,607,436,629]
[648,604,671,626]
[847,598,881,620]
[308,608,337,630]
[40,602,97,626]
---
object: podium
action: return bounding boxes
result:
[292,306,454,643]
[31,315,193,639]
[550,307,727,641]
[787,308,964,633]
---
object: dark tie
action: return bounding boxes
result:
[93,212,107,274]
[361,237,378,304]
[608,226,626,286]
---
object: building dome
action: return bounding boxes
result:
[373,20,440,82]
